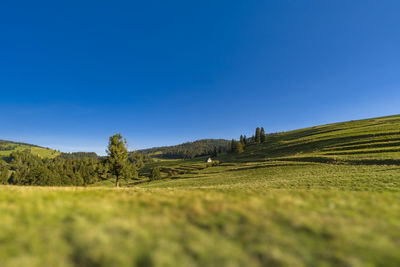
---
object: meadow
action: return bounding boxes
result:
[1,115,400,266]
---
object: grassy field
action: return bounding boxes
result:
[1,115,400,266]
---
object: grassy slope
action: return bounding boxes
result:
[1,115,400,266]
[0,140,60,160]
[229,114,400,163]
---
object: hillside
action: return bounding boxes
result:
[220,114,400,164]
[0,140,60,160]
[137,114,400,181]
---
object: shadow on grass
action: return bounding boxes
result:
[225,164,310,172]
[374,167,400,172]
[171,175,208,180]
[126,180,151,186]
[279,157,400,166]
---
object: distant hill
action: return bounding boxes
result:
[0,140,60,160]
[136,139,230,159]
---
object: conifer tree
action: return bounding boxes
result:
[71,172,85,186]
[0,167,8,185]
[137,158,145,169]
[106,133,129,187]
[227,142,232,153]
[230,139,237,153]
[9,171,20,185]
[236,141,244,154]
[255,127,261,144]
[151,167,161,180]
[261,127,266,143]
[213,146,218,157]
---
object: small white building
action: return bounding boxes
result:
[206,158,213,163]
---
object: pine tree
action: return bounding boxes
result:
[127,164,138,180]
[71,172,85,186]
[227,142,232,153]
[261,127,266,143]
[0,167,8,185]
[243,135,247,145]
[151,167,161,180]
[9,171,20,185]
[106,133,129,187]
[230,139,238,153]
[213,146,218,157]
[255,127,261,144]
[236,141,244,154]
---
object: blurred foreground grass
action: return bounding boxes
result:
[1,161,400,266]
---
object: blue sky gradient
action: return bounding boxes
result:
[1,0,400,154]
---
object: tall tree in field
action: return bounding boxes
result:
[236,141,244,154]
[260,127,266,143]
[230,139,238,153]
[255,127,261,144]
[106,133,129,187]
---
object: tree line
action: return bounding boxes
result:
[137,139,229,159]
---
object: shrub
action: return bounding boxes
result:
[168,170,176,177]
[212,160,220,166]
[151,167,161,180]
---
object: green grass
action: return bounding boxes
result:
[1,163,399,266]
[0,140,60,160]
[1,115,400,266]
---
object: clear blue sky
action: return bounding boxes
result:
[1,0,399,155]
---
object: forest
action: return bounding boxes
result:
[137,139,230,159]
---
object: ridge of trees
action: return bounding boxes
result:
[136,139,230,159]
[58,152,99,160]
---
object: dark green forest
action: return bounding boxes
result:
[136,139,230,159]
